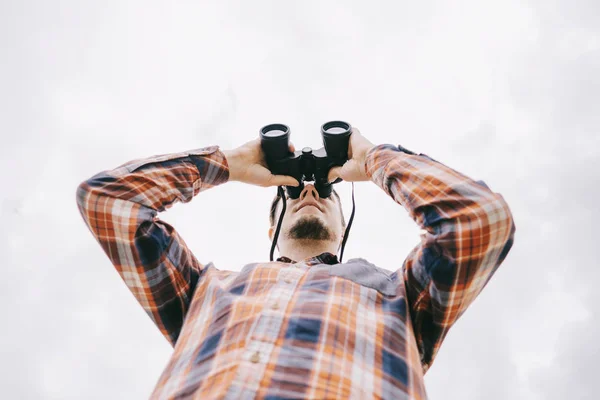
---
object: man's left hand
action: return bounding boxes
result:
[327,127,376,183]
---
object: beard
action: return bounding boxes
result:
[286,215,334,241]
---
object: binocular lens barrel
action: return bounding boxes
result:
[261,123,289,138]
[260,123,290,161]
[263,129,287,138]
[324,127,347,134]
[322,121,351,136]
[321,121,351,161]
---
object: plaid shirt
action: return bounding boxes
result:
[76,144,515,399]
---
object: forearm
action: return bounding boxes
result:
[221,148,244,182]
[365,144,514,240]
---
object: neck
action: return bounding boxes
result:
[278,239,338,262]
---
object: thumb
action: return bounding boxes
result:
[328,166,343,183]
[269,175,299,187]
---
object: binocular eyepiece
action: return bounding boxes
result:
[260,121,352,199]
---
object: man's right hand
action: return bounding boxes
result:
[223,139,300,188]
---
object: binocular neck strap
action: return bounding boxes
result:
[270,186,287,262]
[269,184,356,264]
[339,182,355,263]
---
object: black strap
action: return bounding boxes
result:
[338,182,355,263]
[270,186,287,262]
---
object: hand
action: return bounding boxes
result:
[327,127,376,183]
[223,138,299,188]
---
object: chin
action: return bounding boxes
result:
[286,214,334,241]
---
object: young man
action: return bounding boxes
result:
[76,127,515,399]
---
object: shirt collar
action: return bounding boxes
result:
[276,252,339,266]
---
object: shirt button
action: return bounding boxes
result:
[271,303,280,310]
[284,277,293,284]
[250,352,260,363]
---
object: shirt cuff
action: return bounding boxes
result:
[188,146,231,188]
[365,144,406,186]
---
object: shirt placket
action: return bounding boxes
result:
[226,263,307,398]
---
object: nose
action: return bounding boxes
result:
[299,184,320,201]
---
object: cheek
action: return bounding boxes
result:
[321,209,339,231]
[280,212,294,229]
[276,204,295,228]
[333,207,345,233]
[333,214,344,233]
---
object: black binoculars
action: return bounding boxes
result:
[259,121,352,199]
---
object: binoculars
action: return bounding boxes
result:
[259,121,352,199]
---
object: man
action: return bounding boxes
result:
[76,127,515,399]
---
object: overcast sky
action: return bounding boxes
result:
[1,1,598,399]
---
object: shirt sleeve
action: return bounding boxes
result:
[365,144,516,373]
[75,146,230,346]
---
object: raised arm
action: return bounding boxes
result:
[365,144,515,373]
[76,146,230,345]
[328,129,516,373]
[76,140,298,346]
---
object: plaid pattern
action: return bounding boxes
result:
[76,144,515,399]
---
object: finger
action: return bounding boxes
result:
[351,127,361,136]
[328,166,342,183]
[289,142,296,153]
[269,175,300,187]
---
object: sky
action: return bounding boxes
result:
[1,0,598,398]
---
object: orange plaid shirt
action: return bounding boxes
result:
[76,144,515,399]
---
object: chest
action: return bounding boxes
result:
[190,259,409,335]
